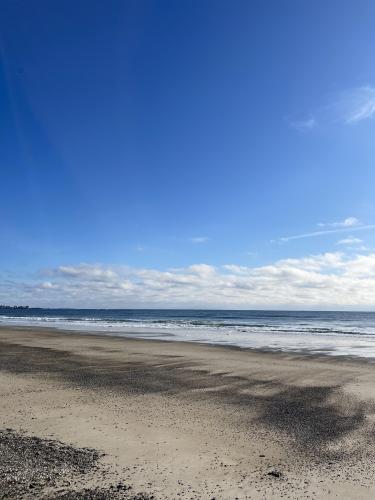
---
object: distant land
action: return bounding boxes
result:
[0,305,29,310]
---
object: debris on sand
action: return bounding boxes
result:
[267,469,283,478]
[0,429,154,499]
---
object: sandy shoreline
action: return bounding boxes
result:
[1,326,375,498]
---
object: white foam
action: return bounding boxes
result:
[2,314,375,358]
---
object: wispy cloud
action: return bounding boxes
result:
[189,236,210,244]
[317,217,361,228]
[278,219,375,243]
[289,85,375,130]
[244,251,258,258]
[287,115,316,131]
[5,251,375,308]
[336,86,375,124]
[336,237,363,246]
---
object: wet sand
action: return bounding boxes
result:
[1,326,375,498]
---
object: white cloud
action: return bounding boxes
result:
[244,251,257,257]
[317,217,361,228]
[189,236,210,243]
[38,281,60,290]
[51,264,117,281]
[188,264,215,276]
[4,252,375,309]
[336,237,363,246]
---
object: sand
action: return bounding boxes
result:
[1,325,375,498]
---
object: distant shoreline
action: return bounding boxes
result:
[0,305,29,310]
[2,306,375,312]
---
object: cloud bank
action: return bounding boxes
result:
[3,252,375,309]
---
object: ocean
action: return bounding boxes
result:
[1,308,375,358]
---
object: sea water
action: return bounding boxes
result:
[2,308,375,358]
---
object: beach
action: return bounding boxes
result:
[1,325,375,499]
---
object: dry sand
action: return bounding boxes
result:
[1,325,375,498]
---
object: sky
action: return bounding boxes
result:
[1,0,375,309]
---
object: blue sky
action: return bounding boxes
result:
[2,0,375,308]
